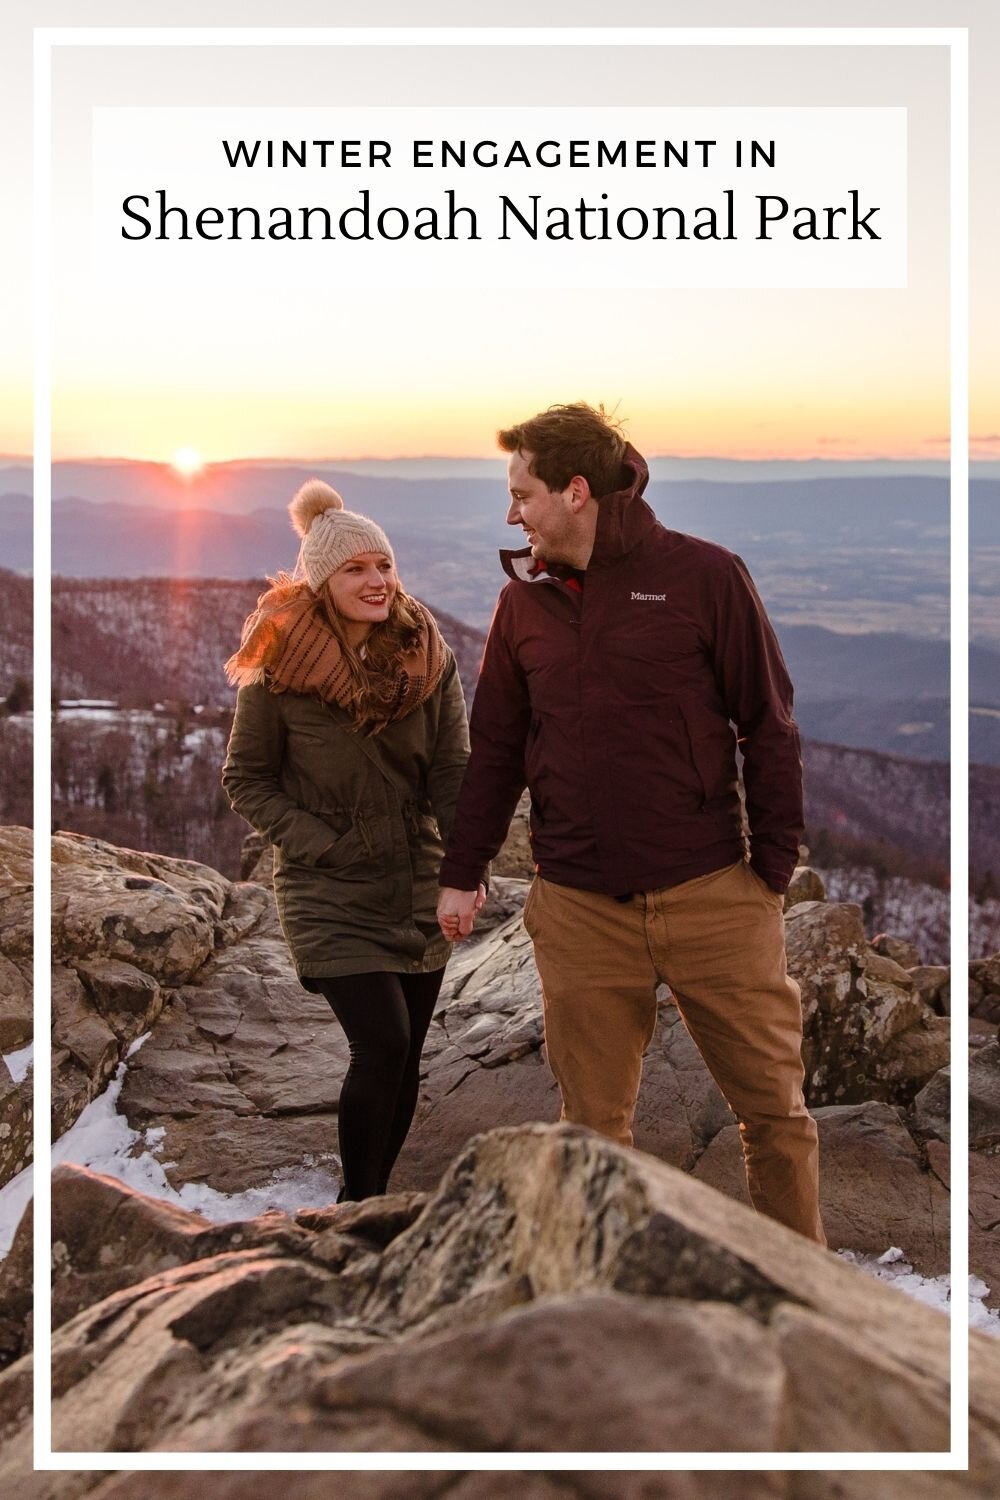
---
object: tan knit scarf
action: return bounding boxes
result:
[225,577,447,733]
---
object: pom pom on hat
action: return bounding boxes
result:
[289,479,345,537]
[287,478,395,594]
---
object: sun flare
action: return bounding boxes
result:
[171,446,203,476]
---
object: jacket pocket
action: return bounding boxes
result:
[679,700,737,808]
[315,805,372,868]
[316,823,365,870]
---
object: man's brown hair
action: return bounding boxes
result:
[497,402,628,499]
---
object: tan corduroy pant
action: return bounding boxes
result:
[522,858,826,1244]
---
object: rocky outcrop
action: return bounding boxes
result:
[2,817,995,1479]
[28,833,961,1294]
[52,832,227,983]
[2,1123,994,1469]
[785,899,950,1107]
[45,831,238,1143]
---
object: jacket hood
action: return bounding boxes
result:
[500,442,655,582]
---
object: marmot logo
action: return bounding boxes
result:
[631,591,667,601]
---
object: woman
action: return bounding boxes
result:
[222,479,481,1201]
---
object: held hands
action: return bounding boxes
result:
[437,884,487,941]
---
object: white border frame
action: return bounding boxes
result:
[31,24,970,1473]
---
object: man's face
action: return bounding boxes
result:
[506,450,575,563]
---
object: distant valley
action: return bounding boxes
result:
[5,461,997,648]
[2,469,978,643]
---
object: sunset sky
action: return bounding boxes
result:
[3,4,997,465]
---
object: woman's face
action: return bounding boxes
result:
[325,550,398,639]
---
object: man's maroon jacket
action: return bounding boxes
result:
[439,444,804,898]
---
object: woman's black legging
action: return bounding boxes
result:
[314,968,444,1202]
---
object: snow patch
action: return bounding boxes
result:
[839,1248,1000,1338]
[0,1038,342,1261]
[48,1059,343,1224]
[0,1163,34,1259]
[2,1042,33,1084]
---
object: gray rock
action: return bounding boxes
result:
[872,932,922,968]
[970,1042,1000,1151]
[74,959,163,1042]
[305,1294,788,1453]
[911,1065,950,1143]
[28,822,965,1386]
[784,865,826,909]
[50,964,118,1135]
[907,964,951,1014]
[52,832,226,986]
[118,968,348,1194]
[0,953,31,1053]
[971,954,1000,994]
[868,1016,951,1096]
[0,1166,429,1381]
[971,977,1000,1026]
[969,1150,1000,1305]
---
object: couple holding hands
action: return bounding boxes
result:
[222,402,825,1244]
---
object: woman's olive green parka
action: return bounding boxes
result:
[221,649,470,981]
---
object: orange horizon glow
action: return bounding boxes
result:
[12,372,999,465]
[11,409,998,466]
[38,442,968,465]
[24,427,1000,465]
[40,387,968,465]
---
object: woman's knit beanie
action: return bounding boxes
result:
[289,480,394,594]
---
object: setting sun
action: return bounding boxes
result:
[172,446,203,476]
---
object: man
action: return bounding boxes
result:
[437,403,825,1244]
